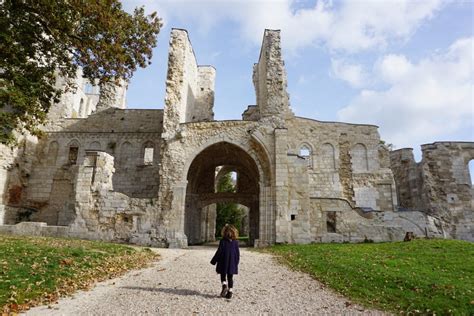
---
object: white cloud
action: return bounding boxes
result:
[327,0,444,52]
[330,58,368,88]
[376,54,412,83]
[337,37,474,149]
[123,0,444,53]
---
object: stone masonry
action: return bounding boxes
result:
[0,28,472,247]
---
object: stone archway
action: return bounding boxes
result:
[185,142,261,246]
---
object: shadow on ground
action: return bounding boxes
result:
[122,286,218,299]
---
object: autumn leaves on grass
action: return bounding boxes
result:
[0,235,158,314]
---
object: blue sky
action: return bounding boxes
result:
[122,0,473,164]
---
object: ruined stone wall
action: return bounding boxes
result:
[94,80,128,112]
[252,30,292,120]
[0,135,41,225]
[242,105,260,121]
[390,142,474,240]
[163,29,215,138]
[0,151,166,246]
[309,198,445,243]
[48,69,100,120]
[48,69,127,121]
[391,142,474,240]
[5,109,163,226]
[286,117,397,213]
[389,148,425,210]
[420,142,473,219]
[193,66,216,122]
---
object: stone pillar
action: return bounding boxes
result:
[274,128,290,244]
[257,184,274,246]
[193,66,216,122]
[253,30,293,120]
[71,152,96,231]
[202,204,216,242]
[167,181,188,248]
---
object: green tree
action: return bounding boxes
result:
[0,0,162,144]
[215,172,246,237]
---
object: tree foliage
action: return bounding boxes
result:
[215,172,246,237]
[0,0,162,144]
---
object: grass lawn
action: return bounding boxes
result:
[0,234,158,313]
[266,239,473,315]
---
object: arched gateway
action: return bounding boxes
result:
[184,141,271,246]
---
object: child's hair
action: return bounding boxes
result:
[221,224,239,240]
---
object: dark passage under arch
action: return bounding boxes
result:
[185,142,260,246]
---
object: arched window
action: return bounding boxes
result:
[321,143,336,170]
[299,144,312,168]
[351,143,368,172]
[47,141,59,166]
[68,140,80,165]
[143,141,154,165]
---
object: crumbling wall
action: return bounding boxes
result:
[71,151,165,245]
[390,148,424,210]
[163,29,215,138]
[420,142,473,219]
[252,30,293,120]
[94,80,127,112]
[193,66,216,122]
[6,109,163,227]
[242,105,260,121]
[390,142,474,241]
[0,135,40,225]
[286,117,397,213]
[48,69,126,120]
[48,69,100,120]
[309,198,445,243]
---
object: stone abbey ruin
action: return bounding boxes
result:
[0,29,472,247]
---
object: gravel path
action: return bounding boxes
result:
[27,246,384,315]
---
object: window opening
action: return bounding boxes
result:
[299,145,312,168]
[68,147,79,164]
[326,211,336,233]
[143,146,154,165]
[215,167,237,193]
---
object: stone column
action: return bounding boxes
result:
[71,152,96,231]
[273,128,290,243]
[167,181,188,248]
[257,184,274,246]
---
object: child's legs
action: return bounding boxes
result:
[227,274,234,288]
[220,274,226,284]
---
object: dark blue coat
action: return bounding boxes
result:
[210,238,240,275]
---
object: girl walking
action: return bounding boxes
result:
[210,224,240,299]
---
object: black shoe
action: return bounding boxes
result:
[220,284,228,297]
[225,291,233,299]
